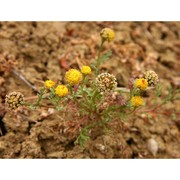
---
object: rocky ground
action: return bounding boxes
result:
[0,22,179,158]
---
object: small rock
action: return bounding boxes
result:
[95,143,106,153]
[47,151,64,158]
[0,141,7,151]
[147,138,158,156]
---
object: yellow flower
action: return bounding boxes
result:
[135,78,148,90]
[100,28,115,42]
[45,80,55,89]
[80,66,91,75]
[55,85,68,97]
[65,69,83,85]
[131,96,144,107]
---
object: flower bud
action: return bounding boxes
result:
[100,28,115,42]
[80,66,91,75]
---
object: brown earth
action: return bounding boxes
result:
[0,22,179,158]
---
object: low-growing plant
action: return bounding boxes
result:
[5,28,180,147]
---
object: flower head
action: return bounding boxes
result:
[144,70,159,86]
[5,92,24,110]
[55,85,68,97]
[95,72,117,93]
[130,96,144,107]
[45,80,55,89]
[100,28,115,42]
[65,69,83,85]
[80,66,91,75]
[134,78,148,90]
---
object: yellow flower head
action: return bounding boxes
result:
[134,78,148,90]
[65,69,83,85]
[45,80,55,89]
[100,28,115,42]
[131,96,144,107]
[55,85,68,97]
[80,66,91,75]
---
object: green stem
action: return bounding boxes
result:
[126,107,137,115]
[96,39,105,75]
[79,75,87,91]
[74,120,100,147]
[69,85,76,100]
[90,89,99,111]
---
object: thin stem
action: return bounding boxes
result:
[90,89,99,111]
[126,107,137,115]
[12,69,39,93]
[96,39,105,75]
[116,87,155,93]
[97,39,104,61]
[24,93,49,101]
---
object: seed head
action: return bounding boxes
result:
[100,28,115,42]
[55,85,68,97]
[65,69,83,85]
[5,92,24,110]
[95,72,117,93]
[144,70,159,86]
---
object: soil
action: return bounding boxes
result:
[0,22,179,158]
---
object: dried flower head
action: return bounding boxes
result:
[95,72,117,93]
[128,77,136,91]
[130,96,144,107]
[109,92,126,106]
[134,78,148,90]
[65,69,83,85]
[100,28,115,42]
[45,80,55,89]
[80,66,91,75]
[55,85,68,97]
[115,95,126,106]
[144,70,159,86]
[5,92,24,110]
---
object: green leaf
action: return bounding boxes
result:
[171,113,177,121]
[29,104,36,110]
[90,62,97,71]
[56,106,63,111]
[155,83,162,97]
[99,50,112,64]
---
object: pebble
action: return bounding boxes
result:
[147,138,158,156]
